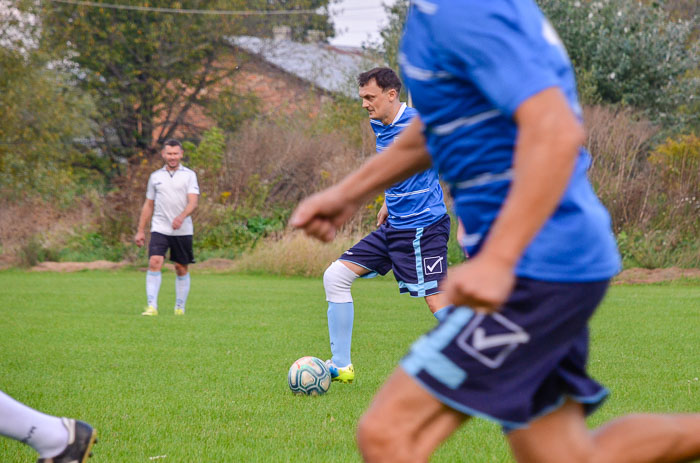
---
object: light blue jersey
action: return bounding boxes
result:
[372,103,446,229]
[400,0,620,281]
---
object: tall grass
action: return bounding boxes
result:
[229,232,362,277]
[584,105,699,268]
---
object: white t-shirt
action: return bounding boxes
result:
[146,165,200,236]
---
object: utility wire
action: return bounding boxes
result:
[48,0,324,15]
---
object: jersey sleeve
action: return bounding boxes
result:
[435,2,561,117]
[146,174,156,200]
[187,171,200,195]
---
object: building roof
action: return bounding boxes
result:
[225,35,379,98]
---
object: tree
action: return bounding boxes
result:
[377,0,698,133]
[0,1,100,201]
[39,0,334,164]
[377,0,408,71]
[537,0,698,132]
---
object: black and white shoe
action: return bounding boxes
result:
[37,418,97,463]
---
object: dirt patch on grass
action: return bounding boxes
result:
[612,267,700,284]
[196,258,237,271]
[31,260,129,272]
[22,259,700,284]
[28,259,234,273]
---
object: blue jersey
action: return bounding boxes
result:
[372,103,446,229]
[400,0,620,281]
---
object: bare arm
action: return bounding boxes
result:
[172,193,198,230]
[290,117,431,241]
[444,87,585,311]
[377,201,389,227]
[134,199,155,246]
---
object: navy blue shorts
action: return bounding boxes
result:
[339,214,450,297]
[400,278,610,432]
[148,232,195,265]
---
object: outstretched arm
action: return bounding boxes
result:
[376,201,388,227]
[134,199,155,247]
[290,117,432,241]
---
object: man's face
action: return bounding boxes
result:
[359,79,397,123]
[162,145,183,170]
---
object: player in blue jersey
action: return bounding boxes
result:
[291,1,700,462]
[322,67,451,384]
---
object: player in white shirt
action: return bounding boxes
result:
[134,139,199,316]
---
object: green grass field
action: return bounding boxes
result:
[0,271,698,462]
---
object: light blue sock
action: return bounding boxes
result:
[175,273,190,310]
[433,306,451,322]
[328,302,354,367]
[146,271,162,308]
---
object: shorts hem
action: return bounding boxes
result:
[399,287,443,298]
[401,362,610,434]
[502,388,609,433]
[399,364,525,430]
[168,257,195,266]
[337,259,381,278]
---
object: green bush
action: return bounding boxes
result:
[194,205,287,258]
[57,231,133,262]
[538,0,699,132]
[447,212,467,266]
[17,236,60,267]
[617,229,699,268]
[183,127,226,183]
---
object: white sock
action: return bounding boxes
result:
[0,390,69,458]
[175,273,190,310]
[146,271,162,308]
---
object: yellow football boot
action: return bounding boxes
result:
[141,305,158,316]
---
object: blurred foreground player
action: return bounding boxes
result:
[0,390,96,462]
[291,1,700,461]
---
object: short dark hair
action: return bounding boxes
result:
[163,139,183,150]
[358,67,402,93]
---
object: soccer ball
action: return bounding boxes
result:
[288,356,331,396]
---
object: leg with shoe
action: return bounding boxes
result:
[142,232,169,316]
[142,232,193,316]
[143,255,163,316]
[0,390,96,463]
[323,259,365,383]
[169,234,194,316]
[173,262,190,316]
[323,224,400,384]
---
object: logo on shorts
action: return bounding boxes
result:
[423,256,443,275]
[456,313,530,369]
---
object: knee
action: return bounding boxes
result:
[148,256,163,271]
[323,261,358,303]
[357,412,393,462]
[357,410,416,463]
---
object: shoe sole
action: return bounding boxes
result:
[81,429,98,463]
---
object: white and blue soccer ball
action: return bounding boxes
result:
[288,356,331,396]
